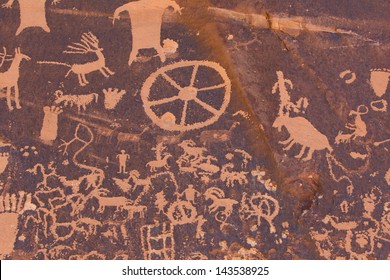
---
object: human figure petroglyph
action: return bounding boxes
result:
[112,0,182,66]
[272,71,308,116]
[0,191,36,258]
[54,90,98,112]
[240,192,280,233]
[0,48,30,111]
[40,106,63,144]
[1,0,61,35]
[38,32,114,86]
[103,88,126,110]
[199,122,240,149]
[370,68,389,97]
[335,105,368,144]
[180,184,200,204]
[141,222,175,260]
[234,149,252,169]
[117,150,130,174]
[146,143,172,172]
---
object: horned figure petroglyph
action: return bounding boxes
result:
[0,48,30,111]
[335,105,368,144]
[272,70,308,116]
[240,192,280,233]
[54,90,98,111]
[220,163,248,188]
[0,191,36,258]
[103,88,126,110]
[1,0,61,35]
[199,122,240,149]
[370,68,390,97]
[38,32,114,86]
[146,143,172,172]
[204,187,238,229]
[112,0,182,66]
[116,127,150,151]
[40,106,63,144]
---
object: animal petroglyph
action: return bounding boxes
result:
[335,105,368,144]
[0,48,30,111]
[1,0,61,35]
[38,32,114,86]
[141,60,231,131]
[204,187,238,229]
[146,143,172,172]
[112,0,182,65]
[370,69,390,97]
[0,191,36,258]
[240,192,280,233]
[141,222,175,260]
[54,90,98,111]
[40,106,63,144]
[220,163,248,188]
[103,88,126,110]
[199,122,240,148]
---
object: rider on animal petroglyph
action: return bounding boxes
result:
[146,143,172,172]
[38,32,114,86]
[112,0,182,65]
[1,0,61,35]
[273,71,333,161]
[335,105,368,144]
[0,48,30,111]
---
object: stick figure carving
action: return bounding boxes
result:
[38,32,114,86]
[112,0,182,65]
[0,48,30,111]
[1,0,61,35]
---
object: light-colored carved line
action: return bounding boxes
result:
[197,83,227,92]
[190,65,199,87]
[148,96,180,107]
[161,72,182,91]
[180,101,189,125]
[194,98,219,115]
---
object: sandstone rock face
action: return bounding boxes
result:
[0,0,388,260]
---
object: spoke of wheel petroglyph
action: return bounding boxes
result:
[190,65,199,87]
[180,101,189,125]
[197,83,227,92]
[149,96,180,106]
[161,72,183,91]
[195,98,219,115]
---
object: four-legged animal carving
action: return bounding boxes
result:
[0,48,30,110]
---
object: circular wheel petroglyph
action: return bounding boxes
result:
[141,60,231,131]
